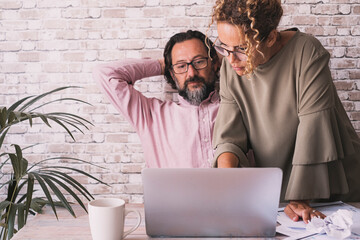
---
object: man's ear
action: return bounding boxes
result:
[212,54,222,74]
[266,29,278,48]
[170,70,175,80]
[170,70,179,87]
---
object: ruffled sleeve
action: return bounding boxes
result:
[285,36,360,200]
[285,105,357,200]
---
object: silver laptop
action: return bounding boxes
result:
[142,168,282,238]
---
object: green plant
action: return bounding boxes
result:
[0,86,107,240]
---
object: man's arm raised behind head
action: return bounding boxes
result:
[93,59,163,131]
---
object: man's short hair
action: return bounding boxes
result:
[163,30,219,90]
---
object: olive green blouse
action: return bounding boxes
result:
[213,29,360,201]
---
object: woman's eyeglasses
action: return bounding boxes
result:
[214,38,248,61]
[171,57,209,74]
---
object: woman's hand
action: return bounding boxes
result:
[217,152,239,168]
[284,200,326,223]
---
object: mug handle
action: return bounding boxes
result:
[123,209,141,238]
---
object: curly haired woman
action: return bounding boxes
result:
[210,0,360,223]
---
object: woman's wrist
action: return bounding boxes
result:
[217,152,239,168]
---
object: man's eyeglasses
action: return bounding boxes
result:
[171,57,209,74]
[214,38,248,61]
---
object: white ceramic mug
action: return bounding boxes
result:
[88,198,141,240]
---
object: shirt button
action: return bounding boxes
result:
[204,138,208,142]
[203,118,206,122]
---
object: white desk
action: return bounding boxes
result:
[12,203,360,240]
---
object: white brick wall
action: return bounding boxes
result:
[0,0,359,203]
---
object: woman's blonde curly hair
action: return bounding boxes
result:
[210,0,283,74]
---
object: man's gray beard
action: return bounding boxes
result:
[184,85,208,106]
[176,77,215,106]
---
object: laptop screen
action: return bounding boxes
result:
[142,168,282,237]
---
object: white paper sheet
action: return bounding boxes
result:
[276,202,360,239]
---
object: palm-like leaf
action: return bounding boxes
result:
[0,86,93,150]
[0,86,107,240]
[24,174,34,224]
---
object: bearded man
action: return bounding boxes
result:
[93,30,220,168]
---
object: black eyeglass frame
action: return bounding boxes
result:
[171,57,209,74]
[213,38,248,61]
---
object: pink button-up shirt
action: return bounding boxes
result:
[93,59,220,168]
